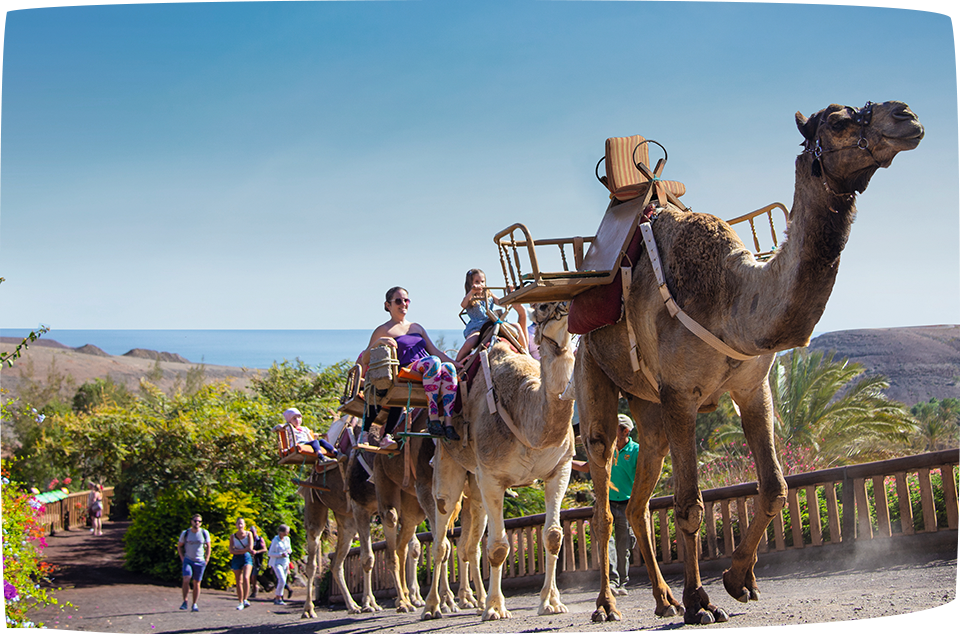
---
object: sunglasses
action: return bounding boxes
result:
[392,298,411,306]
[192,519,202,524]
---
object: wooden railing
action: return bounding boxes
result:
[328,450,958,602]
[36,488,114,534]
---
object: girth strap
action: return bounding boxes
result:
[479,348,535,450]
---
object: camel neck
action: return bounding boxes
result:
[743,155,858,353]
[530,340,576,447]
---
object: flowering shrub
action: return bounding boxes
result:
[1,462,62,628]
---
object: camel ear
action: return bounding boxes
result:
[796,110,816,142]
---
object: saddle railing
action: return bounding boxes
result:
[726,202,789,261]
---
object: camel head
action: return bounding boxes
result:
[530,301,570,352]
[795,100,923,195]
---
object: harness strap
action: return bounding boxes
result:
[480,348,535,450]
[639,222,755,362]
[620,263,661,396]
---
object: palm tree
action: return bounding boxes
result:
[909,398,960,452]
[712,349,917,469]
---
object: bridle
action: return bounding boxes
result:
[803,101,880,205]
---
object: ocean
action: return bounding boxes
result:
[0,328,467,370]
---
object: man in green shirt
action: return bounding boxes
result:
[608,413,639,595]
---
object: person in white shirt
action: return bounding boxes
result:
[267,525,294,605]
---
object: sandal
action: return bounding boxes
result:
[443,425,461,441]
[426,419,444,437]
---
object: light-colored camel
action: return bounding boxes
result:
[574,101,924,624]
[299,454,423,618]
[429,301,577,621]
[347,423,484,615]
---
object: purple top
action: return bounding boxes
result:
[396,333,429,367]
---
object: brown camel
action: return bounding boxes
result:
[299,461,380,618]
[574,101,924,624]
[346,417,482,615]
[299,445,425,618]
[429,301,577,621]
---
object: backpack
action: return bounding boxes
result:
[180,528,210,548]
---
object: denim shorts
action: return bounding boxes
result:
[230,553,254,570]
[182,557,206,581]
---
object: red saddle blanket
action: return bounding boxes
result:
[568,217,646,335]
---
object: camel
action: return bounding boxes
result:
[346,420,484,615]
[299,433,427,618]
[299,460,382,618]
[573,100,924,624]
[428,301,577,621]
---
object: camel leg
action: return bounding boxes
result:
[538,460,572,615]
[330,514,363,614]
[375,459,417,613]
[353,502,383,612]
[300,497,329,619]
[724,381,787,603]
[406,535,424,607]
[422,445,467,620]
[395,491,426,613]
[575,345,622,623]
[627,399,683,618]
[478,475,511,621]
[660,386,728,625]
[457,475,487,611]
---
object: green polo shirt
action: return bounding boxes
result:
[609,438,639,503]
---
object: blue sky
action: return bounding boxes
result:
[1,1,957,334]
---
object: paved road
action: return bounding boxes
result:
[33,520,958,634]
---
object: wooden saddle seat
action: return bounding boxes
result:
[495,134,788,306]
[275,424,319,466]
[337,362,366,418]
[497,135,687,306]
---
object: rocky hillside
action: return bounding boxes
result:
[0,338,255,401]
[807,325,960,406]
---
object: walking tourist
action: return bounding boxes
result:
[177,514,211,612]
[87,482,104,536]
[229,517,255,610]
[267,525,293,605]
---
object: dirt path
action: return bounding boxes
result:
[33,520,959,634]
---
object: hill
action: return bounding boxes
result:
[807,325,960,406]
[0,338,256,402]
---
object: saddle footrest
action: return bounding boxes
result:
[356,443,400,456]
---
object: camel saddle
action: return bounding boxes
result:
[495,135,687,307]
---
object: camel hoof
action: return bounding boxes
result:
[482,607,510,621]
[736,589,750,603]
[421,607,442,621]
[592,607,621,622]
[539,603,568,615]
[396,603,415,614]
[750,588,760,601]
[657,605,680,618]
[301,610,315,620]
[685,609,714,625]
[713,607,729,623]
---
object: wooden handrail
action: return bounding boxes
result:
[329,450,958,601]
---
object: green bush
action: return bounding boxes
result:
[124,488,257,590]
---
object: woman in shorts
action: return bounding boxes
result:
[229,517,255,610]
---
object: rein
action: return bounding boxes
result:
[804,101,880,205]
